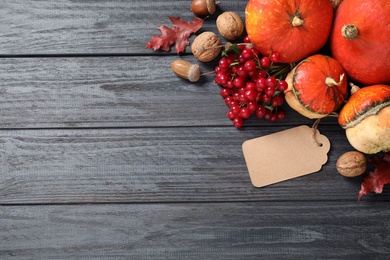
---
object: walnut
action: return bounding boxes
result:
[336,151,367,177]
[191,31,222,62]
[216,11,244,41]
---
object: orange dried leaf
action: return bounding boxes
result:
[358,152,390,200]
[146,16,203,54]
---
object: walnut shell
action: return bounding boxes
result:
[216,12,244,40]
[191,31,222,62]
[336,151,366,177]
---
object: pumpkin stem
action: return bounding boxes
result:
[292,16,304,27]
[325,74,344,87]
[349,82,360,94]
[342,24,359,40]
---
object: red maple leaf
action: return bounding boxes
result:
[146,16,203,54]
[358,152,390,200]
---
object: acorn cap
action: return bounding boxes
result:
[338,84,390,128]
[206,0,217,15]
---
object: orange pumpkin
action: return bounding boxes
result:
[338,84,390,154]
[245,0,333,63]
[284,54,348,119]
[330,0,390,85]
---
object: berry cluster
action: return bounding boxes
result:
[214,37,291,128]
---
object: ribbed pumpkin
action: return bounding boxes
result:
[330,0,390,85]
[284,54,347,119]
[245,0,333,63]
[338,84,390,154]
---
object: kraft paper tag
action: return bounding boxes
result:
[242,125,330,187]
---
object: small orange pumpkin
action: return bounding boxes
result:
[338,84,390,154]
[330,0,390,85]
[245,0,333,63]
[284,54,347,119]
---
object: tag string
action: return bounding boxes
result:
[311,113,339,147]
[311,118,322,147]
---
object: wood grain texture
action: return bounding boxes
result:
[1,0,389,258]
[0,56,317,128]
[0,126,388,204]
[1,202,389,259]
[0,0,247,55]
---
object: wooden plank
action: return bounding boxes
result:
[0,0,247,55]
[0,202,389,259]
[0,56,316,128]
[3,1,388,259]
[0,126,387,204]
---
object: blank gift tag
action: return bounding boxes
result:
[242,125,330,187]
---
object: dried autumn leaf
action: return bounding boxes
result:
[146,16,203,54]
[358,152,390,200]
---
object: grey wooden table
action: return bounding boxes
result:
[1,1,389,259]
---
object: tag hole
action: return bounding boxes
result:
[319,143,323,147]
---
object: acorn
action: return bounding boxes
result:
[190,0,218,16]
[170,60,201,82]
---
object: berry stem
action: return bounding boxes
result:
[200,71,216,76]
[267,63,294,79]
